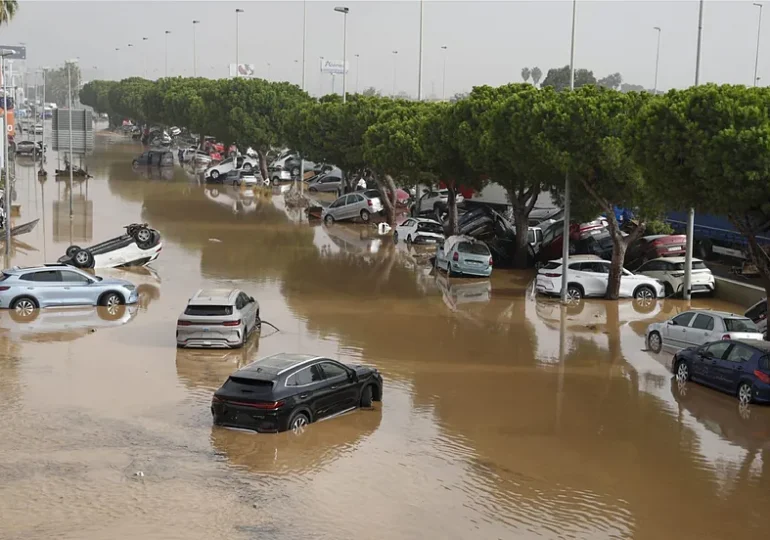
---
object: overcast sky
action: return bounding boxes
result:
[1,0,764,97]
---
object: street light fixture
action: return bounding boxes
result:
[142,37,149,78]
[164,30,171,77]
[441,45,448,100]
[235,8,244,72]
[392,50,398,97]
[653,27,661,94]
[333,6,350,103]
[754,3,764,86]
[192,21,200,77]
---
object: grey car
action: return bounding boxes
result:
[307,171,344,193]
[0,264,138,320]
[176,288,260,349]
[322,191,384,224]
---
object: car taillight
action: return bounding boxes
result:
[544,273,561,278]
[211,395,222,403]
[754,370,770,384]
[223,319,241,327]
[488,257,493,266]
[452,252,459,261]
[0,286,9,291]
[367,199,372,207]
[177,320,192,326]
[220,399,285,409]
[722,334,731,340]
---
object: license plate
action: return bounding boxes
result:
[667,246,680,252]
[203,328,209,332]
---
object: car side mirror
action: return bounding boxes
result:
[249,296,255,303]
[701,350,714,358]
[349,370,358,382]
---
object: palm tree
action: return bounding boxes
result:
[521,67,531,83]
[0,0,18,26]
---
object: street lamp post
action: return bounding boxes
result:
[334,6,350,104]
[142,37,149,78]
[560,0,578,303]
[127,43,134,77]
[417,0,424,100]
[192,21,200,77]
[392,50,398,96]
[164,30,171,77]
[653,27,661,94]
[319,56,325,95]
[40,66,48,176]
[1,49,13,254]
[754,3,764,86]
[67,58,78,218]
[235,8,244,72]
[441,45,448,100]
[354,54,360,93]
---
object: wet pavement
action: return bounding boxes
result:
[1,132,769,540]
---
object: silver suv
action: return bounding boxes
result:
[176,288,260,349]
[0,264,138,319]
[411,188,464,218]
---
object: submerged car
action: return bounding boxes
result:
[133,150,174,168]
[646,310,764,354]
[435,235,493,277]
[0,264,138,317]
[176,288,260,349]
[220,168,261,187]
[58,224,162,269]
[322,191,383,224]
[211,352,383,433]
[672,339,770,404]
[204,155,258,180]
[394,217,444,245]
[15,140,45,156]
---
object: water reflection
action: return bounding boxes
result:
[0,305,139,343]
[175,338,261,392]
[52,178,93,243]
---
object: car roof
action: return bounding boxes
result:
[546,255,603,264]
[235,353,325,379]
[189,288,240,305]
[647,256,703,263]
[411,217,441,224]
[3,264,71,274]
[684,309,748,319]
[729,339,770,351]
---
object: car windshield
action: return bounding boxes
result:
[184,305,233,316]
[542,262,561,270]
[672,261,708,270]
[0,272,9,282]
[527,230,535,243]
[417,222,442,234]
[457,242,490,255]
[363,190,380,199]
[724,318,759,332]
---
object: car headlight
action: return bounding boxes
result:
[124,284,136,291]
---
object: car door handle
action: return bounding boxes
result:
[330,385,339,389]
[299,393,310,399]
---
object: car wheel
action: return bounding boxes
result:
[634,285,655,301]
[309,187,318,193]
[291,167,300,176]
[243,163,252,171]
[288,411,310,434]
[66,245,81,257]
[566,284,583,301]
[10,297,38,322]
[132,160,139,168]
[663,282,674,298]
[210,170,219,179]
[209,188,220,198]
[447,259,457,277]
[675,359,690,382]
[648,331,662,353]
[324,214,335,225]
[738,382,753,405]
[393,231,399,244]
[360,385,373,408]
[99,291,123,308]
[133,226,154,248]
[73,249,94,268]
[360,209,371,223]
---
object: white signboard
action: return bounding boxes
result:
[320,59,349,75]
[229,64,255,78]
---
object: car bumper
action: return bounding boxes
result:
[413,234,443,245]
[535,276,558,295]
[126,290,139,304]
[450,261,492,277]
[176,326,244,348]
[751,382,770,403]
[211,401,291,433]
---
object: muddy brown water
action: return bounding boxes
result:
[1,133,769,540]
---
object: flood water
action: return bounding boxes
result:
[1,132,769,540]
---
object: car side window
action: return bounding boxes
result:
[286,367,315,386]
[21,270,62,282]
[725,344,755,363]
[672,312,695,326]
[344,194,358,205]
[703,341,732,359]
[330,197,344,208]
[639,261,660,272]
[60,271,91,284]
[691,314,714,330]
[319,361,348,380]
[568,262,583,271]
[401,219,413,228]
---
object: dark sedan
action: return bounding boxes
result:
[672,339,770,404]
[211,353,383,433]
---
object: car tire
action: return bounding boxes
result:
[210,170,219,179]
[288,411,310,433]
[66,245,81,257]
[738,382,753,405]
[132,226,154,249]
[648,331,663,353]
[73,249,95,268]
[360,385,373,408]
[566,284,583,301]
[99,291,124,308]
[291,167,300,176]
[393,231,399,244]
[243,163,252,172]
[360,209,371,223]
[675,359,690,382]
[634,285,656,301]
[663,282,674,298]
[10,296,39,322]
[309,187,318,193]
[407,234,413,244]
[324,214,335,225]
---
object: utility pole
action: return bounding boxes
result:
[754,3,764,86]
[164,30,171,77]
[417,0,424,100]
[192,21,199,77]
[560,0,578,303]
[653,27,661,94]
[1,50,12,254]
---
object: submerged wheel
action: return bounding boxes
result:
[10,297,38,322]
[648,331,662,353]
[634,285,655,300]
[675,360,690,382]
[288,411,310,433]
[100,292,123,308]
[566,284,583,301]
[73,249,94,268]
[324,214,335,225]
[360,385,373,408]
[210,170,220,179]
[738,382,753,405]
[360,209,371,223]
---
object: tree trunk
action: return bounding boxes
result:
[511,203,530,268]
[256,148,269,183]
[370,172,397,226]
[605,213,647,299]
[446,185,458,235]
[739,227,770,325]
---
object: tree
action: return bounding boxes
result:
[531,67,543,87]
[598,72,623,90]
[620,83,645,93]
[455,84,561,266]
[521,67,531,83]
[632,84,770,304]
[539,86,658,298]
[361,87,381,97]
[80,80,119,126]
[541,66,596,91]
[45,63,83,107]
[0,0,17,26]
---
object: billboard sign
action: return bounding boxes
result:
[0,45,26,60]
[51,109,94,154]
[320,59,348,75]
[229,64,255,78]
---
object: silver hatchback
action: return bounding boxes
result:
[176,288,260,349]
[322,191,384,224]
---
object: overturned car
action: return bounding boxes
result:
[58,223,162,269]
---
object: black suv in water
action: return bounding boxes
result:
[211,353,383,433]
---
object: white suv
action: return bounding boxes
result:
[205,155,259,180]
[536,255,665,301]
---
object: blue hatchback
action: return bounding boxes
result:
[672,339,770,404]
[435,235,493,278]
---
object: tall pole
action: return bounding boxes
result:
[67,62,74,218]
[392,50,398,96]
[684,0,705,302]
[441,45,448,100]
[164,31,171,77]
[342,10,348,103]
[235,9,244,72]
[301,1,307,90]
[560,0,577,303]
[355,54,360,93]
[653,27,661,94]
[192,22,199,77]
[319,56,324,95]
[754,3,763,86]
[2,54,9,253]
[142,37,149,78]
[40,67,47,175]
[417,0,424,100]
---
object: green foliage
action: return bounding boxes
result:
[598,73,623,90]
[521,67,531,83]
[0,0,18,26]
[45,63,83,107]
[541,66,596,91]
[531,67,543,87]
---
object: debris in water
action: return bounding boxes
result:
[209,238,222,243]
[377,222,392,235]
[134,471,144,477]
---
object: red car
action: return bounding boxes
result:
[625,234,687,269]
[538,219,613,262]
